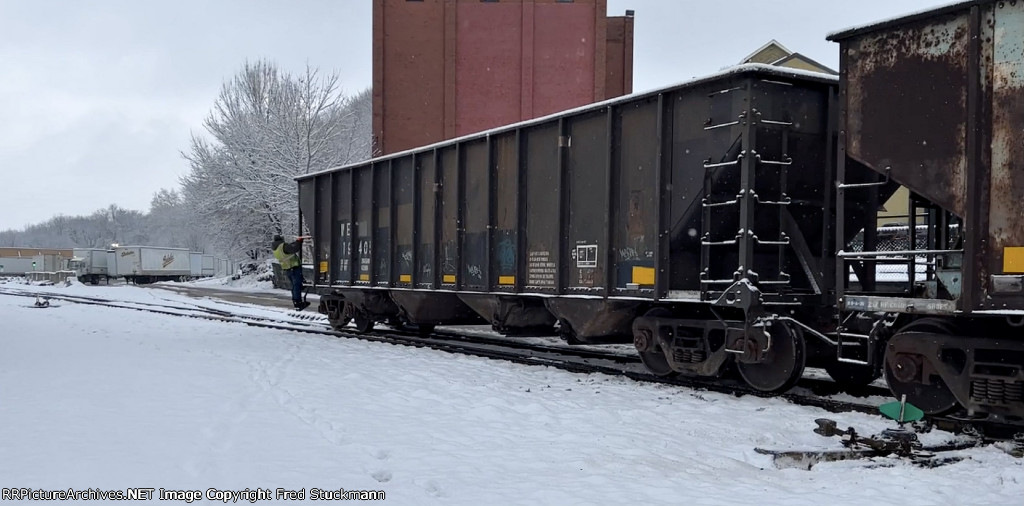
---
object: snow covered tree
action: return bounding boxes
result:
[181,60,372,259]
[146,188,207,250]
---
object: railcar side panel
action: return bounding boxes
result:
[668,82,734,292]
[462,138,489,290]
[334,171,353,284]
[565,110,609,294]
[394,157,415,287]
[844,13,971,219]
[491,132,519,292]
[417,152,437,288]
[440,146,459,287]
[989,2,1024,303]
[523,123,561,294]
[613,98,658,293]
[374,162,391,285]
[355,166,373,284]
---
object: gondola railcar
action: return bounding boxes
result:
[297,64,884,394]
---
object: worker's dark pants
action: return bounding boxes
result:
[287,267,303,305]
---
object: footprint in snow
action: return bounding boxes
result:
[422,480,445,497]
[371,470,392,483]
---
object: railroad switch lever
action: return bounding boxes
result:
[813,417,923,455]
[813,418,854,438]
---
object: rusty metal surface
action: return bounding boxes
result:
[840,0,1024,311]
[989,1,1024,282]
[844,12,970,217]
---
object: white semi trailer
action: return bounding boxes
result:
[111,246,192,284]
[188,253,218,278]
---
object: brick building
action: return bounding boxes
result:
[372,0,634,155]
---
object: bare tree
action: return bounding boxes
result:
[3,60,372,263]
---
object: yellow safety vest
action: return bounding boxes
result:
[274,243,300,270]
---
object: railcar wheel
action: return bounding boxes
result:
[325,301,351,331]
[354,314,375,333]
[635,308,677,377]
[884,318,959,414]
[736,322,805,393]
[328,316,351,332]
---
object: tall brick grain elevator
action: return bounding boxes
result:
[372,0,634,155]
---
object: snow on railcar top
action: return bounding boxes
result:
[296,63,838,181]
[827,0,987,41]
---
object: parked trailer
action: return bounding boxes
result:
[828,0,1024,420]
[202,255,215,277]
[106,250,115,279]
[68,248,113,284]
[190,252,202,278]
[112,246,192,284]
[215,258,232,277]
[297,64,887,393]
[188,253,219,278]
[0,257,36,276]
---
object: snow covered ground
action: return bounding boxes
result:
[0,276,324,327]
[1,278,1022,505]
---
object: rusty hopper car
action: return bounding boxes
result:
[829,0,1024,421]
[297,64,890,393]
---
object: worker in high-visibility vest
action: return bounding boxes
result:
[272,234,310,311]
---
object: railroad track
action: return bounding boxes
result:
[0,285,887,406]
[5,285,1011,441]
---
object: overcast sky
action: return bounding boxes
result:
[0,0,950,231]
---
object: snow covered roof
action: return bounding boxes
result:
[739,39,793,65]
[827,0,985,41]
[297,63,838,181]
